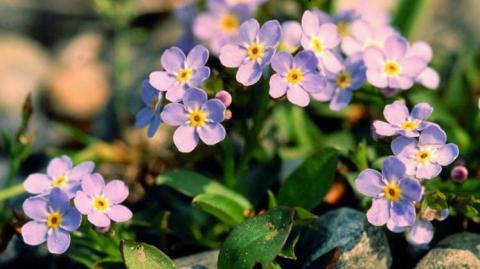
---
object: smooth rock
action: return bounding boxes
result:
[174,250,219,269]
[294,207,392,269]
[416,232,480,269]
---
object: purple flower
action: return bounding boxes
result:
[355,156,423,228]
[193,0,251,55]
[269,51,326,107]
[373,101,433,138]
[21,188,81,254]
[312,54,366,111]
[135,81,163,138]
[301,10,342,73]
[74,173,132,228]
[392,125,460,180]
[174,2,198,52]
[312,9,358,38]
[278,21,302,53]
[24,156,94,198]
[149,45,210,102]
[406,42,440,89]
[161,88,226,152]
[363,35,427,90]
[219,19,282,86]
[341,20,395,56]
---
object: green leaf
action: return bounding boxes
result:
[193,193,248,226]
[157,170,252,210]
[277,148,338,210]
[218,207,295,269]
[1,131,12,156]
[267,190,278,209]
[392,0,427,37]
[121,240,176,269]
[279,233,300,260]
[349,140,368,171]
[293,207,318,225]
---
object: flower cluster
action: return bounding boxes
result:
[138,0,442,151]
[356,101,459,245]
[21,156,132,254]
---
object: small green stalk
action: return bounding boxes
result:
[0,183,25,202]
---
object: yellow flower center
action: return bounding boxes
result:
[220,14,239,33]
[336,71,351,89]
[400,120,419,131]
[416,149,432,164]
[384,183,402,202]
[188,110,207,127]
[92,196,110,213]
[286,68,303,85]
[383,60,401,76]
[336,21,349,37]
[51,176,68,188]
[247,43,265,61]
[310,37,324,54]
[176,68,192,84]
[47,211,62,229]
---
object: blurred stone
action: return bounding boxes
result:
[416,233,480,269]
[47,32,111,120]
[174,250,219,269]
[295,208,392,269]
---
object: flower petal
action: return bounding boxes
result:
[149,71,175,91]
[301,73,326,93]
[355,169,384,197]
[286,87,310,107]
[23,196,49,221]
[384,100,409,125]
[61,208,81,231]
[108,205,133,223]
[187,45,209,69]
[67,161,95,180]
[219,44,246,68]
[49,188,70,213]
[271,52,292,75]
[269,74,288,98]
[147,113,161,138]
[236,61,262,86]
[47,156,72,178]
[384,35,408,60]
[74,191,93,214]
[411,102,433,121]
[24,173,51,194]
[407,42,432,61]
[436,144,459,166]
[318,23,340,48]
[329,89,352,111]
[363,47,384,69]
[239,19,260,44]
[104,180,129,204]
[407,220,433,245]
[366,70,388,88]
[81,173,105,197]
[391,136,418,156]
[417,67,439,89]
[259,20,281,47]
[183,88,207,110]
[47,229,71,254]
[400,57,427,78]
[293,50,317,72]
[165,84,187,102]
[382,156,406,182]
[161,103,187,126]
[21,221,47,246]
[203,99,226,123]
[389,76,414,90]
[399,177,422,202]
[301,10,320,36]
[135,107,153,128]
[161,47,185,73]
[366,198,389,226]
[419,125,446,146]
[189,66,210,87]
[416,163,442,180]
[198,123,226,145]
[173,125,199,153]
[311,83,334,101]
[373,120,398,137]
[88,212,111,228]
[389,201,415,227]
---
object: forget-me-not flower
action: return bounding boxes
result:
[135,81,163,138]
[278,21,302,53]
[220,19,282,86]
[341,20,395,56]
[406,42,440,89]
[269,50,326,107]
[149,45,210,102]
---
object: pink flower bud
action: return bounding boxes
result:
[215,90,232,107]
[451,165,468,182]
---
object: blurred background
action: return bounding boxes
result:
[0,0,479,268]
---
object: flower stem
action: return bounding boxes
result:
[0,183,25,202]
[235,78,270,183]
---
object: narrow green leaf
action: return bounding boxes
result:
[121,240,176,269]
[293,207,318,225]
[350,140,368,171]
[193,193,247,226]
[156,170,252,210]
[1,131,12,156]
[267,190,278,209]
[218,207,295,269]
[277,148,338,210]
